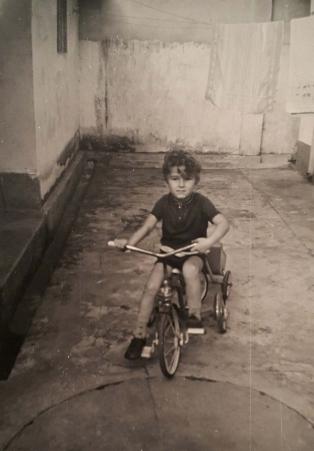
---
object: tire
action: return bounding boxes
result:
[218,307,228,334]
[200,272,209,303]
[214,292,228,333]
[222,270,232,301]
[213,292,220,320]
[159,307,181,378]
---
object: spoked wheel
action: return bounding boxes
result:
[158,307,181,378]
[200,271,209,303]
[213,292,228,333]
[222,270,232,302]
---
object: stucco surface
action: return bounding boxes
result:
[80,38,296,155]
[32,0,80,197]
[261,42,300,154]
[0,0,37,172]
[80,40,245,153]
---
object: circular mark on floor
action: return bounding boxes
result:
[7,378,314,451]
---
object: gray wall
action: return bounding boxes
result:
[272,0,310,21]
[79,0,272,43]
[0,0,80,207]
[0,0,37,173]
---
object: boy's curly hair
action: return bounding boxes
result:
[162,149,201,183]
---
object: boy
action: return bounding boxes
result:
[115,150,229,360]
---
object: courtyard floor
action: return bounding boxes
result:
[1,152,314,450]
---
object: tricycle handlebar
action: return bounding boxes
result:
[107,241,197,258]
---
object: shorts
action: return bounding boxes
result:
[156,253,205,271]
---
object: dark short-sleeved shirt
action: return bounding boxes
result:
[151,192,220,248]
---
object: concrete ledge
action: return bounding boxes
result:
[0,172,42,210]
[0,212,47,328]
[0,152,87,332]
[43,151,86,238]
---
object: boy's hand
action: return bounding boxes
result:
[114,239,128,251]
[192,238,211,253]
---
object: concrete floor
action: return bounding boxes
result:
[0,153,314,450]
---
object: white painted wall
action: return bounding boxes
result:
[32,0,80,197]
[80,36,297,155]
[80,40,244,153]
[288,15,314,114]
[79,0,302,156]
[80,40,103,135]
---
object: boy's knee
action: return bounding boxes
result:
[183,261,201,279]
[145,281,161,294]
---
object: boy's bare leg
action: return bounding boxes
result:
[182,256,204,319]
[134,262,164,338]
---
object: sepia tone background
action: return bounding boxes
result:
[0,1,314,449]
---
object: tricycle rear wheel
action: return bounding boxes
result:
[200,271,209,303]
[214,292,228,333]
[222,270,232,301]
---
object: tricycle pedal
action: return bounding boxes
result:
[141,345,154,358]
[188,327,206,335]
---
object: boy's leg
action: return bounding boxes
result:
[125,262,164,360]
[133,262,164,338]
[182,256,204,319]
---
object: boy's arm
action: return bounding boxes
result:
[115,214,158,249]
[192,213,230,253]
[128,214,158,246]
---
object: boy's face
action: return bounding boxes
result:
[166,166,197,199]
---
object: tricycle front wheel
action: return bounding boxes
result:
[158,307,181,378]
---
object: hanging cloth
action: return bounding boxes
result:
[205,21,283,113]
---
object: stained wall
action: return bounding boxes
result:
[80,39,264,154]
[32,0,80,198]
[0,0,80,207]
[79,0,302,155]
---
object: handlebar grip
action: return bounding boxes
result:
[107,240,116,247]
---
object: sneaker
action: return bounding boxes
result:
[187,315,205,335]
[186,315,203,329]
[124,337,146,360]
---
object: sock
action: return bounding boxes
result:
[133,323,146,339]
